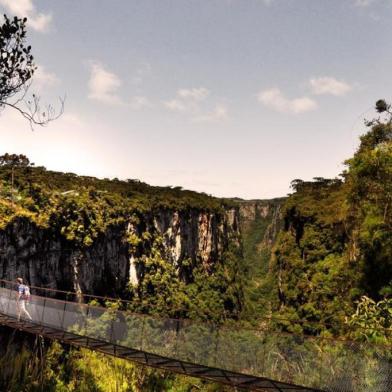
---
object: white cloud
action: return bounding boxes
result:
[258,88,317,114]
[88,62,150,110]
[163,87,210,114]
[88,62,124,105]
[194,104,229,123]
[178,87,210,101]
[164,99,189,112]
[32,64,60,90]
[129,96,151,110]
[0,0,52,32]
[163,87,227,121]
[309,77,352,96]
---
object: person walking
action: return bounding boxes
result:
[16,277,32,321]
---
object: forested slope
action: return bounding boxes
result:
[269,102,392,339]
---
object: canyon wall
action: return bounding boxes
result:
[0,207,241,298]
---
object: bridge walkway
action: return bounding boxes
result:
[0,280,390,392]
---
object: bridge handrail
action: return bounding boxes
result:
[1,279,391,349]
[1,278,392,335]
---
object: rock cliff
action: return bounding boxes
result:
[238,198,285,247]
[236,198,286,315]
[0,207,241,299]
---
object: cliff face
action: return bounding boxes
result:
[128,208,240,285]
[237,198,286,316]
[0,207,241,298]
[239,198,284,248]
[0,217,129,296]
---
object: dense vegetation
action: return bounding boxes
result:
[127,242,244,322]
[0,154,231,230]
[238,199,284,321]
[268,103,392,340]
[0,154,243,321]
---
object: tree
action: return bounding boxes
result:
[0,15,63,128]
[345,101,392,297]
[0,153,33,203]
[348,295,392,343]
[0,153,31,167]
[375,99,391,115]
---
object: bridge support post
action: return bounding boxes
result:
[139,315,146,351]
[109,312,115,344]
[60,296,67,330]
[5,281,12,316]
[40,297,47,325]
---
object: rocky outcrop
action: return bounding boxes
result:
[0,217,129,296]
[0,207,241,297]
[127,208,240,284]
[238,198,285,247]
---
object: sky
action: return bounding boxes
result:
[0,0,391,199]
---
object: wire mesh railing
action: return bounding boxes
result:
[0,279,391,392]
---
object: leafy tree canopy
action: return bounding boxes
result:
[0,14,63,127]
[271,100,392,335]
[0,15,34,103]
[0,153,32,167]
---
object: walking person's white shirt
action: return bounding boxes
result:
[16,278,32,321]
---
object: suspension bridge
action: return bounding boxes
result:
[0,279,390,392]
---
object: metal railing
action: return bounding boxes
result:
[0,279,391,392]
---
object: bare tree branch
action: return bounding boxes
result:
[0,14,64,129]
[0,95,65,130]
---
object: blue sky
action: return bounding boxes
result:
[0,0,391,198]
